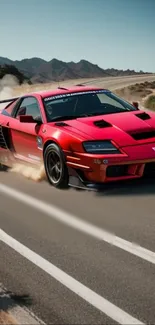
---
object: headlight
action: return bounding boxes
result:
[83,141,120,154]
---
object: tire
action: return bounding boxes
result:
[0,163,8,171]
[43,143,69,189]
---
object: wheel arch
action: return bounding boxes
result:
[43,139,67,161]
[43,140,57,154]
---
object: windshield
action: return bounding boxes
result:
[43,90,137,122]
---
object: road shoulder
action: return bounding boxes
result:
[0,285,44,325]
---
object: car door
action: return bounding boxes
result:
[9,96,44,164]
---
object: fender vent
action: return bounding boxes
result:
[0,125,8,149]
[135,112,150,120]
[55,122,68,126]
[94,119,111,128]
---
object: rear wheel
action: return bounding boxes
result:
[43,143,69,189]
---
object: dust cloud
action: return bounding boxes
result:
[0,74,19,110]
[116,87,141,103]
[10,163,46,182]
[0,75,46,183]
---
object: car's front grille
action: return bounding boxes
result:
[143,162,155,177]
[106,165,128,178]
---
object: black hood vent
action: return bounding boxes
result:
[130,130,155,140]
[135,112,151,120]
[94,119,112,128]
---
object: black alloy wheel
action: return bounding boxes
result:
[44,143,69,189]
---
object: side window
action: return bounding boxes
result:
[15,97,41,120]
[1,100,18,117]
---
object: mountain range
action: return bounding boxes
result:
[0,56,150,84]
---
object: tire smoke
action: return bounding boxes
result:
[10,163,46,182]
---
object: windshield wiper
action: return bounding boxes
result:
[50,114,90,122]
[86,112,105,116]
[50,115,81,122]
[50,109,129,122]
[85,109,129,116]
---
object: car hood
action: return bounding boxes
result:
[54,110,155,147]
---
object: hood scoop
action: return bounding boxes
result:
[128,112,154,140]
[135,112,151,120]
[93,119,112,128]
[129,130,155,140]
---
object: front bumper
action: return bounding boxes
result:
[66,142,155,185]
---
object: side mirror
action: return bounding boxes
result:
[19,115,35,123]
[19,115,42,124]
[132,101,139,109]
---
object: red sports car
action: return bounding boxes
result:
[0,85,155,190]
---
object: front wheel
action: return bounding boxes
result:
[0,163,8,171]
[43,143,69,189]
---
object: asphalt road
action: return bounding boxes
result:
[83,74,155,90]
[1,170,155,324]
[1,75,155,324]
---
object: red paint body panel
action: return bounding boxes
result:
[1,85,155,185]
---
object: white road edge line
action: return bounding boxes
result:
[0,183,155,265]
[0,228,144,325]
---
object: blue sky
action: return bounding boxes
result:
[0,0,155,72]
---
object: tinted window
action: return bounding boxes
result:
[15,97,41,120]
[43,90,137,122]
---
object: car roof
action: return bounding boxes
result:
[25,85,107,99]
